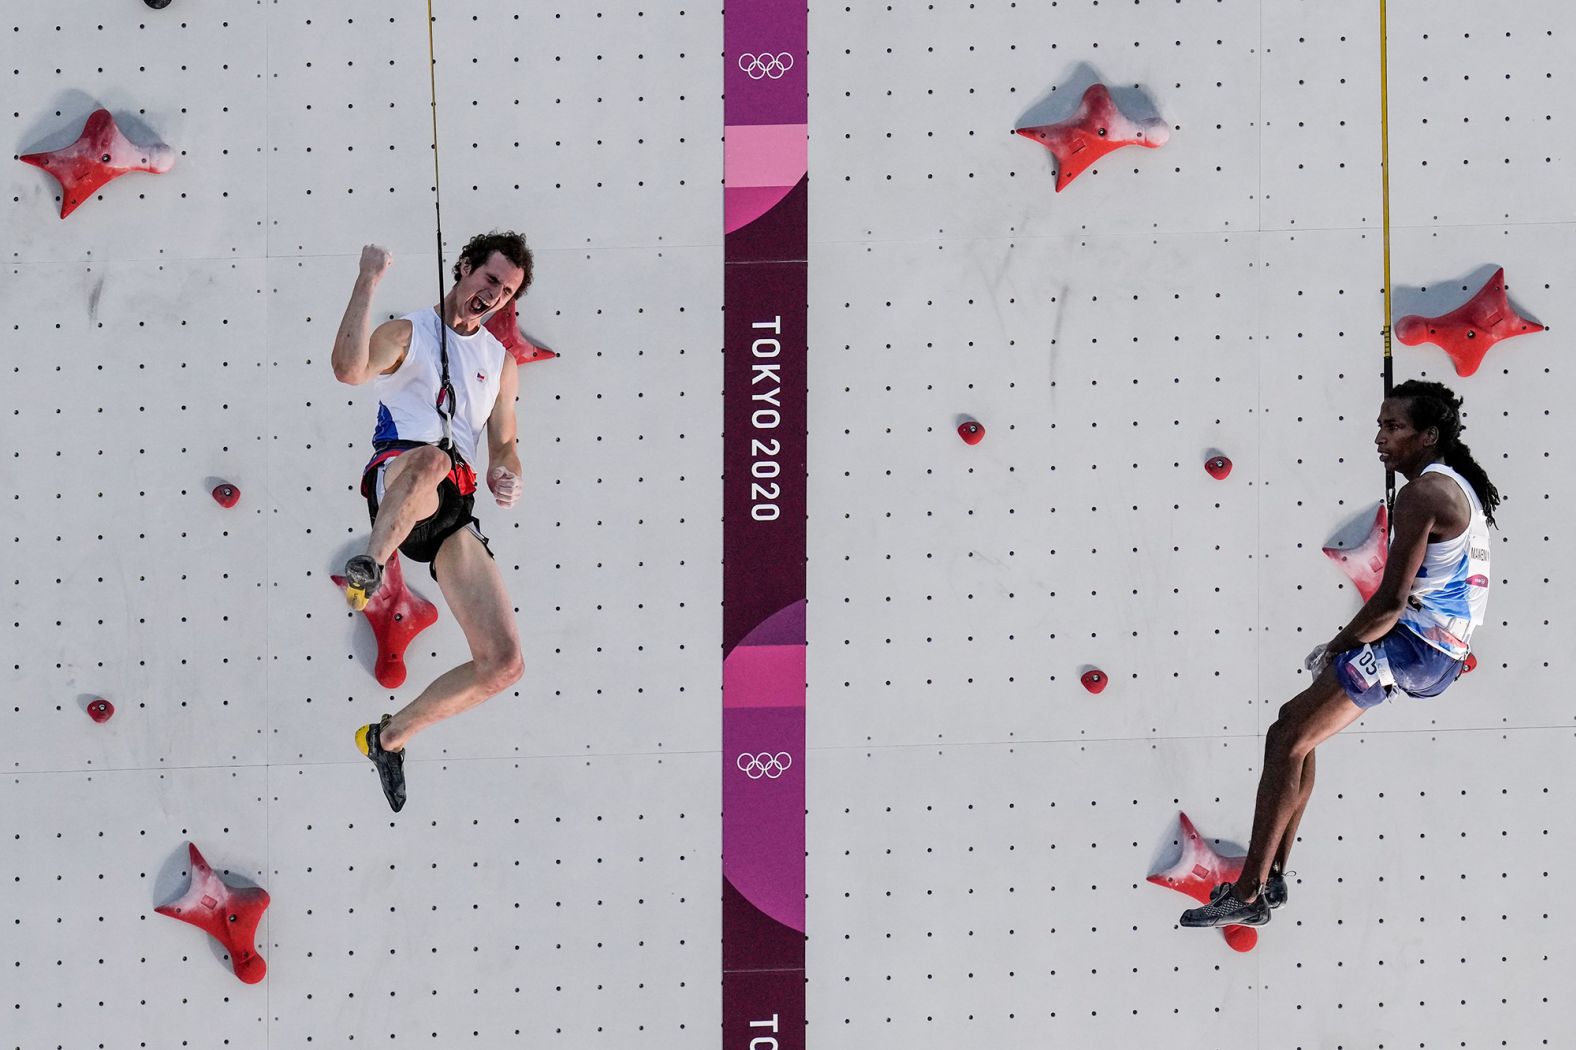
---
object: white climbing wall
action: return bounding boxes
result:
[1,2,1572,1050]
[804,1,1573,1048]
[4,1,720,1046]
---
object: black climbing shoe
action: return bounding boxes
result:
[354,714,406,812]
[1180,882,1271,928]
[344,554,384,611]
[1264,870,1293,910]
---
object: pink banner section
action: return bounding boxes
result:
[723,644,806,710]
[724,700,805,932]
[724,123,808,187]
[724,123,807,233]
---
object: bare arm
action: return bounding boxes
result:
[1324,480,1440,652]
[331,245,408,384]
[486,356,523,478]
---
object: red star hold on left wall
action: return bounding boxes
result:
[20,108,175,219]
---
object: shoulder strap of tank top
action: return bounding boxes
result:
[1421,462,1482,516]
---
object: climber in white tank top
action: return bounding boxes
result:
[1395,462,1491,658]
[328,232,536,812]
[368,307,506,472]
[1182,380,1501,932]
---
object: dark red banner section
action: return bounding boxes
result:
[722,222,806,653]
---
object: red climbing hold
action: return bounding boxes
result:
[1147,811,1257,952]
[1462,652,1478,675]
[331,552,438,689]
[87,698,114,723]
[212,483,240,508]
[1323,502,1388,602]
[155,842,269,984]
[1394,267,1544,377]
[1015,83,1171,192]
[20,108,175,219]
[1080,668,1107,694]
[1204,455,1232,480]
[958,420,986,445]
[483,296,557,366]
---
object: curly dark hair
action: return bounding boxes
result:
[1390,379,1501,527]
[452,230,533,299]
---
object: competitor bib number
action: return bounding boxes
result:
[1348,645,1382,690]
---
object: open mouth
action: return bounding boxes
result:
[467,294,491,316]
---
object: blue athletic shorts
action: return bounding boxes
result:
[1333,626,1466,710]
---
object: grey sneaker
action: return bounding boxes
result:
[1180,883,1271,928]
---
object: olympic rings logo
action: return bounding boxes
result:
[736,751,793,779]
[737,52,794,80]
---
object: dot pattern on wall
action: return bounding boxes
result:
[6,3,720,1047]
[5,0,1576,1047]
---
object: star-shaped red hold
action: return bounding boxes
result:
[154,843,269,984]
[1147,811,1257,952]
[484,296,558,365]
[1323,501,1388,602]
[332,552,439,689]
[1016,83,1171,192]
[1394,267,1544,377]
[20,108,175,219]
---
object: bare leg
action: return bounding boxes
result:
[1232,669,1364,900]
[365,446,449,566]
[380,527,523,752]
[1273,750,1316,872]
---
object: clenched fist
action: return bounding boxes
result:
[360,244,393,280]
[488,466,521,508]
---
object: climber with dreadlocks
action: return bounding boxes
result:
[1181,379,1500,928]
[329,232,533,812]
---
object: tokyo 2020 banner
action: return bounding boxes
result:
[723,3,806,1047]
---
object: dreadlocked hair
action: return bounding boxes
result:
[1391,379,1501,528]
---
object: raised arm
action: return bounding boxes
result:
[331,245,410,385]
[1323,478,1442,652]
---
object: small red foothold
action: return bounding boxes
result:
[1462,652,1478,674]
[1080,669,1107,694]
[1205,455,1232,480]
[87,698,114,723]
[958,421,986,445]
[1222,924,1258,952]
[212,483,240,508]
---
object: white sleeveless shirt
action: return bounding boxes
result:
[1396,463,1491,658]
[369,308,507,468]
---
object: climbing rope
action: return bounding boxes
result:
[1378,0,1395,508]
[424,0,457,454]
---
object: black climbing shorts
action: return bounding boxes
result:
[362,447,494,582]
